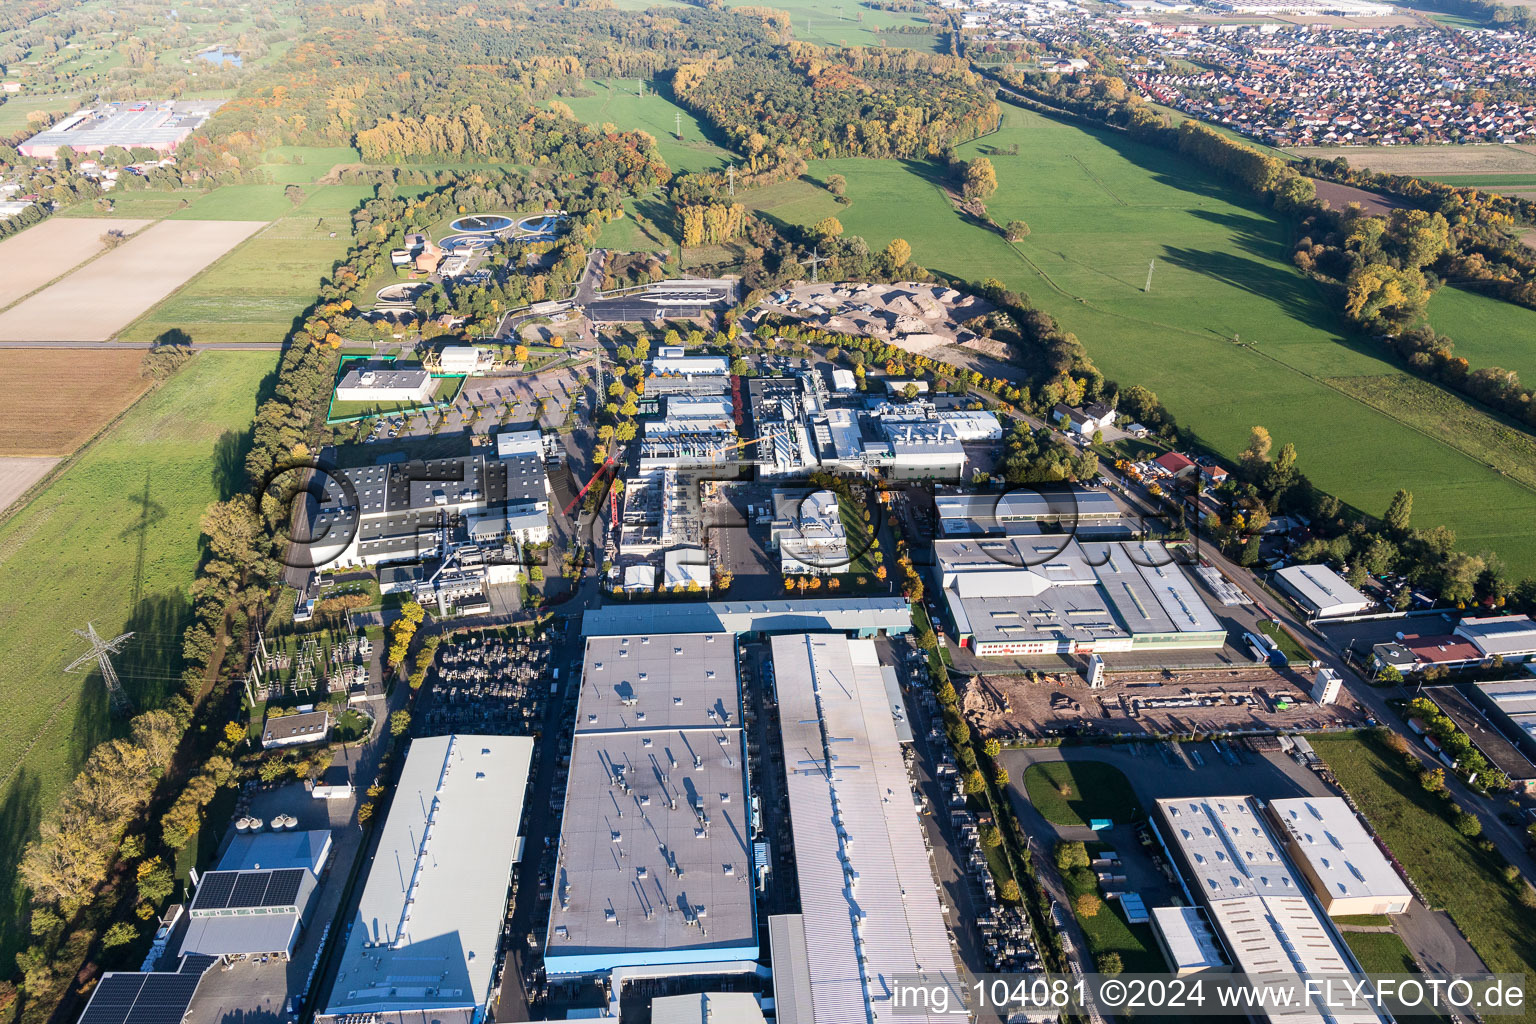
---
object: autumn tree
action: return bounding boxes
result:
[826,173,846,196]
[1004,220,1030,241]
[813,216,844,239]
[962,157,997,201]
[1240,425,1272,469]
[884,238,912,267]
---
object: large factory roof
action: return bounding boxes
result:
[544,633,756,975]
[1267,797,1410,905]
[1155,796,1383,1024]
[770,634,958,1024]
[580,598,913,638]
[323,734,533,1021]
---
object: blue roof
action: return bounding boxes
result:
[217,829,331,873]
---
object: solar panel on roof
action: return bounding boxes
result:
[190,871,236,910]
[178,954,216,975]
[82,974,148,1024]
[123,972,202,1024]
[264,868,305,906]
[226,871,272,908]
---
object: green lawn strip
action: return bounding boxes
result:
[0,351,275,965]
[721,0,941,50]
[1256,619,1310,662]
[1333,914,1393,928]
[766,105,1536,573]
[1310,731,1536,1020]
[1022,761,1143,828]
[1343,929,1419,972]
[837,494,877,574]
[1061,857,1165,972]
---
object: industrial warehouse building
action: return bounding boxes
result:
[769,489,848,575]
[1153,796,1385,1024]
[768,634,960,1024]
[302,451,549,568]
[320,734,533,1024]
[19,100,223,158]
[935,486,1132,538]
[936,537,1226,656]
[334,366,435,404]
[1274,564,1372,618]
[645,347,731,396]
[544,633,758,980]
[1454,614,1536,663]
[580,598,913,640]
[179,830,332,963]
[1266,798,1410,916]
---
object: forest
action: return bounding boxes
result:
[672,45,999,161]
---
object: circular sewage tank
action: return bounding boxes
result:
[439,234,497,252]
[376,282,431,305]
[449,213,515,234]
[516,213,567,236]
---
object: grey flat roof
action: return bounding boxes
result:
[1150,906,1227,971]
[1456,615,1536,657]
[768,915,815,1024]
[326,734,533,1017]
[338,367,430,390]
[180,912,301,958]
[580,598,913,638]
[1275,564,1370,615]
[546,633,755,974]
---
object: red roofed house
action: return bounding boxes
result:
[1200,464,1229,488]
[1152,452,1197,479]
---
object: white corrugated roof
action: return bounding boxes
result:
[326,734,533,1017]
[772,634,958,1024]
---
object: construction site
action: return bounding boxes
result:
[962,663,1370,742]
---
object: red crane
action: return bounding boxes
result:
[564,444,623,517]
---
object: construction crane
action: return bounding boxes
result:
[706,426,788,464]
[564,444,624,517]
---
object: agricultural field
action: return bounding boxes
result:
[1284,143,1536,176]
[0,349,153,456]
[120,186,370,346]
[772,104,1536,572]
[0,459,60,514]
[1310,731,1536,1022]
[0,351,274,967]
[722,0,943,50]
[562,79,732,174]
[1426,285,1536,384]
[0,219,265,342]
[0,218,153,310]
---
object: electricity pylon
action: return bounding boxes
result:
[66,623,134,714]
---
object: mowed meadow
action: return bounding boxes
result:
[0,351,275,963]
[763,105,1536,573]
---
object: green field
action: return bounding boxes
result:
[1257,619,1311,661]
[772,105,1536,572]
[1311,731,1536,1021]
[258,145,363,184]
[1327,374,1536,490]
[722,0,942,50]
[563,79,732,175]
[1021,760,1142,827]
[0,93,78,134]
[1426,174,1536,187]
[120,185,369,345]
[0,351,275,966]
[1426,284,1536,384]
